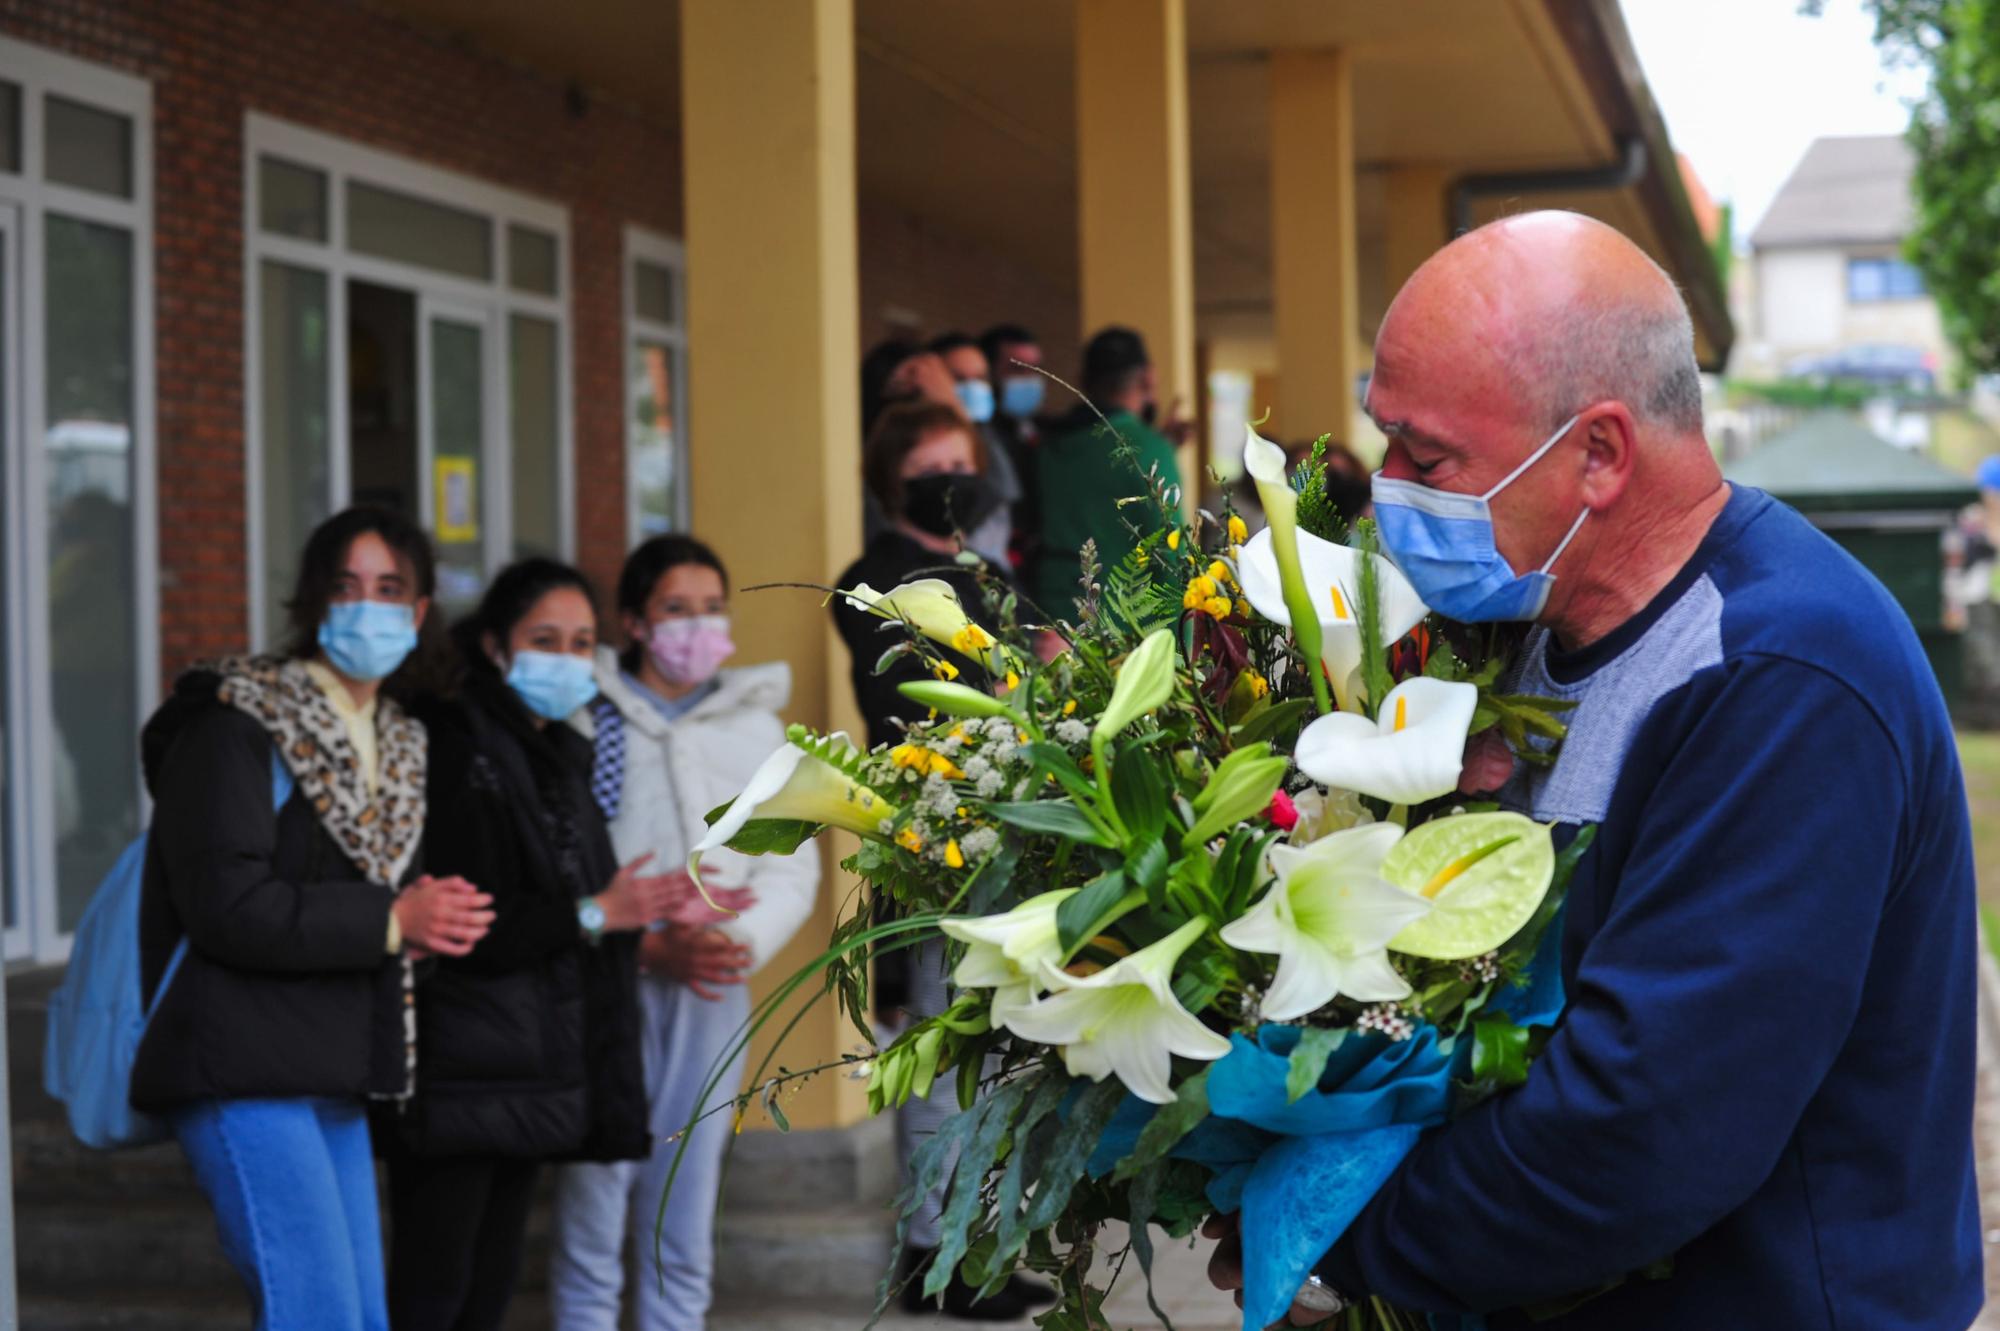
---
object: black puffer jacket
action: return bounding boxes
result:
[131,661,416,1109]
[388,670,647,1162]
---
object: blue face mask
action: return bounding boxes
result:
[505,650,598,721]
[954,378,996,424]
[1000,375,1045,421]
[1370,413,1589,623]
[318,600,418,682]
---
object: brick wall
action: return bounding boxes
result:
[4,0,1078,680]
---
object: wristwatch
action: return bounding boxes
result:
[1295,1273,1349,1316]
[577,897,607,946]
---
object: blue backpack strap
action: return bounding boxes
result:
[146,747,294,1023]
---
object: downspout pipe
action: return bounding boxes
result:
[1448,135,1649,237]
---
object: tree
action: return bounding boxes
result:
[1810,0,2000,375]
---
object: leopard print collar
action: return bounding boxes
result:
[209,655,426,888]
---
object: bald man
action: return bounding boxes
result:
[1210,212,1982,1328]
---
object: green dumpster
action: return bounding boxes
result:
[1724,412,1976,704]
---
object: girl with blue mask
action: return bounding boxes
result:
[389,558,674,1331]
[136,508,495,1331]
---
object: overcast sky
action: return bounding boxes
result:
[1622,0,1928,241]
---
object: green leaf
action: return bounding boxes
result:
[1093,629,1177,741]
[927,1081,1028,1298]
[1285,1026,1343,1103]
[1127,840,1170,897]
[1022,1078,1127,1230]
[897,679,1019,719]
[984,1075,1072,1289]
[1230,696,1313,747]
[721,818,820,856]
[1471,1015,1532,1088]
[1126,1159,1177,1331]
[986,800,1113,846]
[1353,519,1395,714]
[1182,744,1288,848]
[1055,869,1129,953]
[1022,742,1098,805]
[1110,1066,1211,1181]
[1110,739,1169,843]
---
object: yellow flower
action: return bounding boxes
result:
[1243,669,1270,699]
[896,827,925,853]
[1227,514,1249,544]
[889,744,966,780]
[1062,699,1078,716]
[951,623,996,656]
[1236,597,1253,620]
[1004,669,1021,692]
[1206,560,1233,588]
[1203,595,1233,619]
[1167,529,1181,551]
[933,659,960,682]
[944,839,965,869]
[1182,575,1218,610]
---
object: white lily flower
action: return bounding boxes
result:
[691,734,898,882]
[1241,425,1330,713]
[1287,787,1376,846]
[1004,917,1231,1104]
[1295,677,1479,807]
[1219,823,1426,1020]
[1237,525,1429,714]
[940,889,1077,1029]
[842,578,1012,675]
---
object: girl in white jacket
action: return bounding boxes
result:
[550,536,818,1331]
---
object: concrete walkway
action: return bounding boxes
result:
[712,951,2000,1331]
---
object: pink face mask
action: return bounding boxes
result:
[647,615,735,686]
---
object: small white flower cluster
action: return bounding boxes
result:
[959,826,1000,860]
[1054,718,1091,746]
[1354,1002,1415,1042]
[920,773,959,818]
[1458,952,1502,984]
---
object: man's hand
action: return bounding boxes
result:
[660,870,756,927]
[394,875,495,958]
[641,924,751,1000]
[1203,1214,1337,1328]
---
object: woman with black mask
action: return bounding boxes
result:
[384,559,676,1331]
[829,402,1054,1323]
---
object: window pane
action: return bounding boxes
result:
[260,262,332,645]
[348,181,492,281]
[511,315,560,559]
[259,156,328,242]
[1847,259,1886,303]
[508,225,558,296]
[45,95,132,199]
[429,317,486,611]
[0,81,20,174]
[634,259,676,325]
[45,215,138,931]
[1888,259,1926,299]
[631,339,681,536]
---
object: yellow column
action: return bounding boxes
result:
[1269,50,1359,442]
[1075,0,1196,424]
[682,0,866,1131]
[1385,165,1452,303]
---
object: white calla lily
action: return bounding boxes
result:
[842,578,1012,675]
[691,734,898,882]
[1241,424,1331,714]
[1237,525,1429,714]
[1003,917,1232,1104]
[1294,677,1479,807]
[1219,823,1426,1020]
[940,889,1077,1028]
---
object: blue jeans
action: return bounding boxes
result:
[171,1097,388,1331]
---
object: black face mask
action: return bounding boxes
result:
[903,472,1000,538]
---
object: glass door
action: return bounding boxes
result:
[419,297,499,614]
[0,203,24,960]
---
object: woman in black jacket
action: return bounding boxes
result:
[385,558,674,1331]
[133,508,494,1331]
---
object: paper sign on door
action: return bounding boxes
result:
[435,457,479,544]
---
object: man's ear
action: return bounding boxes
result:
[1579,401,1638,511]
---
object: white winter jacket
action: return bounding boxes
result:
[572,648,818,975]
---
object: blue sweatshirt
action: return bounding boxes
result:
[1322,485,1983,1329]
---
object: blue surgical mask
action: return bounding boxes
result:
[954,378,996,424]
[1001,375,1045,421]
[1370,413,1589,623]
[505,650,598,721]
[317,600,418,682]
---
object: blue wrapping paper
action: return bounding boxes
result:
[1485,906,1567,1029]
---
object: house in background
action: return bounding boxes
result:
[1743,134,1949,385]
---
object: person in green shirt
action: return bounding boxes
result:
[1028,326,1186,617]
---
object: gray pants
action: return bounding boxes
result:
[897,938,957,1249]
[550,976,751,1331]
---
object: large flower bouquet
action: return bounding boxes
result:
[677,425,1586,1330]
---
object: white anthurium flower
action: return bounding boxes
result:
[1219,823,1427,1021]
[1004,917,1232,1105]
[940,889,1077,1029]
[690,734,898,883]
[1237,525,1429,714]
[842,578,1012,675]
[1294,677,1479,807]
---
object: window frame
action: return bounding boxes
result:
[0,34,155,962]
[242,113,574,648]
[1846,254,1926,304]
[623,225,690,542]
